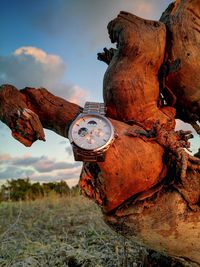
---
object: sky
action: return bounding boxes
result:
[0,0,199,187]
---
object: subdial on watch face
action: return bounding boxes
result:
[87,120,97,126]
[78,127,88,137]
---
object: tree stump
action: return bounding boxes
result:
[0,0,200,265]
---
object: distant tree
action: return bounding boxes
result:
[29,182,44,200]
[42,182,56,196]
[0,178,72,202]
[54,181,70,196]
[0,184,9,201]
[6,178,31,201]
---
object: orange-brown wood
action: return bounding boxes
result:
[102,11,176,130]
[160,0,200,133]
[0,0,200,264]
[80,119,166,212]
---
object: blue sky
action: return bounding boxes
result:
[0,0,199,187]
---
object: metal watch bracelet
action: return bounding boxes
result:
[73,146,105,162]
[83,102,106,115]
[73,102,107,162]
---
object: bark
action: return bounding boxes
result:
[160,0,200,133]
[102,11,176,130]
[105,190,200,266]
[80,122,167,213]
[0,0,200,265]
[0,84,81,146]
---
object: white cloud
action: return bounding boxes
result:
[0,154,12,162]
[29,165,82,186]
[0,166,35,179]
[0,153,80,172]
[52,83,88,105]
[65,146,73,156]
[0,47,65,88]
[135,2,153,16]
[33,157,80,173]
[0,153,81,185]
[0,46,88,105]
[14,47,62,65]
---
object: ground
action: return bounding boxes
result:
[0,194,188,267]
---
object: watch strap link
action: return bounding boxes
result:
[73,146,105,162]
[83,102,106,115]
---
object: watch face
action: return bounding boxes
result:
[69,114,114,151]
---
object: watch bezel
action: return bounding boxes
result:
[68,113,115,152]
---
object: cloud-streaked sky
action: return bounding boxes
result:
[0,0,199,187]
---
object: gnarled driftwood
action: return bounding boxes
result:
[0,0,200,265]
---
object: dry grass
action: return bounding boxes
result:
[0,195,185,267]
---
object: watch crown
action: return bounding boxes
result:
[114,132,119,138]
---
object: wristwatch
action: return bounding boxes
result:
[68,102,116,162]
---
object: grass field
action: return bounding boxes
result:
[0,194,186,267]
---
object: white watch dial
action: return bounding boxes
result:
[70,114,114,150]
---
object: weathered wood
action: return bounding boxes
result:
[80,121,166,212]
[105,190,200,266]
[0,84,82,146]
[0,84,45,146]
[160,0,200,133]
[96,5,200,263]
[101,11,176,131]
[0,0,200,265]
